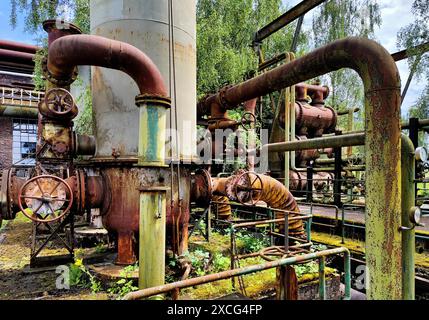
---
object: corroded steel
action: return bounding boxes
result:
[190,169,212,207]
[215,172,304,237]
[294,101,337,137]
[0,39,38,54]
[97,166,191,265]
[47,34,168,97]
[211,196,232,220]
[201,37,401,299]
[265,133,365,153]
[123,247,350,300]
[42,20,82,46]
[0,49,35,66]
[18,175,73,223]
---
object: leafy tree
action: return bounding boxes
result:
[10,0,90,34]
[397,0,429,119]
[311,0,381,130]
[197,0,308,97]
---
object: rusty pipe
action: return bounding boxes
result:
[201,37,401,299]
[214,173,304,237]
[0,40,38,54]
[0,49,35,66]
[47,35,168,96]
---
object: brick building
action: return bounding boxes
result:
[0,40,41,171]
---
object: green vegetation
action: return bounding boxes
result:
[398,0,429,120]
[312,0,381,128]
[10,0,90,34]
[69,258,102,294]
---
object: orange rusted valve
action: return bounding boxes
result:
[18,175,73,223]
[233,171,263,206]
[44,88,76,116]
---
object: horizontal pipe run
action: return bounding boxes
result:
[0,105,38,118]
[0,49,35,66]
[233,215,312,228]
[264,133,365,153]
[337,107,360,116]
[123,247,350,300]
[0,40,39,54]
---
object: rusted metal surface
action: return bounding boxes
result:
[123,247,350,300]
[95,166,191,265]
[0,49,35,67]
[253,0,327,44]
[214,171,305,237]
[47,35,167,97]
[289,170,334,193]
[43,20,82,46]
[39,88,78,119]
[18,175,73,223]
[211,196,232,220]
[201,37,401,299]
[265,132,365,153]
[190,169,212,207]
[0,39,39,54]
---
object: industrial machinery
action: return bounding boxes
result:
[0,0,423,301]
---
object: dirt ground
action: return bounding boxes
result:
[0,214,109,300]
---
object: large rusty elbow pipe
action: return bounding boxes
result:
[47,34,168,96]
[204,37,402,299]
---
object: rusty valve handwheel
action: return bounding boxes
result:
[44,88,75,116]
[234,171,263,206]
[240,112,256,131]
[18,175,73,223]
[259,246,288,262]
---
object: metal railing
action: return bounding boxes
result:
[123,247,351,300]
[0,87,44,107]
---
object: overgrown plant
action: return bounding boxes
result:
[107,263,139,299]
[69,258,102,294]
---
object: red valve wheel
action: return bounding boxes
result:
[18,175,73,223]
[240,112,256,131]
[234,171,263,206]
[44,88,75,116]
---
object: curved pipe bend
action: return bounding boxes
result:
[204,37,402,299]
[47,34,168,96]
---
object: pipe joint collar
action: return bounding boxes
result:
[135,94,171,109]
[42,57,78,87]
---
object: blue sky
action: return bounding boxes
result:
[0,0,425,117]
[0,1,37,44]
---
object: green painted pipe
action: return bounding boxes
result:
[319,256,326,300]
[0,105,38,118]
[139,188,168,299]
[136,95,171,167]
[400,134,415,300]
[265,133,365,153]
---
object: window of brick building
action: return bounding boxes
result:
[12,118,37,166]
